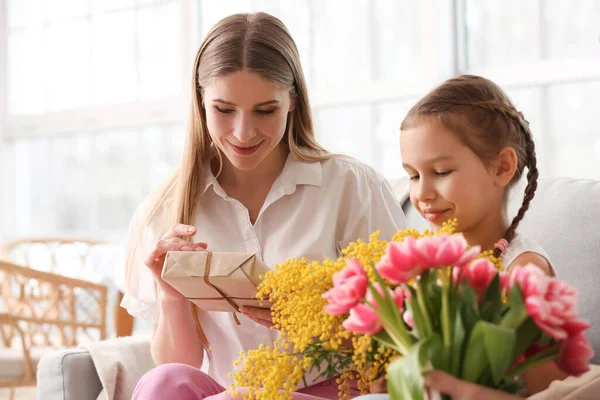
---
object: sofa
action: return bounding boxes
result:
[36,177,600,400]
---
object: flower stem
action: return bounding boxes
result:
[441,281,452,357]
[416,270,434,337]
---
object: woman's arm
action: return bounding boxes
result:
[143,223,208,367]
[151,294,204,367]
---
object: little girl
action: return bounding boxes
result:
[399,74,564,395]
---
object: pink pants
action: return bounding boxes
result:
[132,363,361,399]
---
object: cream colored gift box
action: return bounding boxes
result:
[161,251,271,313]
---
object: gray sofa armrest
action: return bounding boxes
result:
[37,348,103,400]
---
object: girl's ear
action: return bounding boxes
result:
[493,147,518,188]
[288,94,296,112]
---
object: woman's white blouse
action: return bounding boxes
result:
[122,154,406,387]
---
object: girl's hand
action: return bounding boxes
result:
[424,370,522,399]
[239,306,274,328]
[144,223,207,300]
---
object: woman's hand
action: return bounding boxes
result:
[239,306,274,328]
[424,370,523,400]
[144,223,207,299]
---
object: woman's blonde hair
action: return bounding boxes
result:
[125,12,332,290]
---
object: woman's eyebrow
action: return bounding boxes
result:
[212,99,280,107]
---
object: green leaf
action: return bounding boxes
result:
[459,283,479,334]
[374,330,402,353]
[429,283,443,329]
[371,267,413,353]
[480,274,502,323]
[501,284,528,329]
[483,324,516,384]
[462,321,487,382]
[511,318,541,364]
[407,290,428,339]
[462,321,516,384]
[366,275,411,354]
[450,309,465,376]
[387,335,443,400]
[538,332,554,347]
[507,344,560,378]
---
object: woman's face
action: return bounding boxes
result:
[203,69,295,172]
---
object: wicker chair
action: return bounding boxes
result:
[0,238,133,399]
[0,259,107,399]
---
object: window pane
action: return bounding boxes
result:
[138,1,182,99]
[92,0,135,13]
[464,0,541,68]
[373,0,420,82]
[547,81,600,180]
[311,0,371,89]
[314,105,374,167]
[504,87,560,180]
[91,10,137,104]
[7,0,45,29]
[544,0,600,60]
[8,29,46,114]
[200,0,252,36]
[46,21,91,111]
[12,139,54,236]
[46,0,88,22]
[9,125,184,238]
[92,131,141,231]
[376,100,416,179]
[251,1,311,83]
[52,136,93,232]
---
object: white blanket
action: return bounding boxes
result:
[80,335,155,400]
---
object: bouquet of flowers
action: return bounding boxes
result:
[323,230,595,399]
[231,221,500,399]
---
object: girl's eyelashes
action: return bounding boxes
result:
[407,170,453,180]
[435,170,453,177]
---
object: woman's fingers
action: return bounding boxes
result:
[245,314,274,328]
[240,306,274,328]
[162,224,197,240]
[239,306,271,321]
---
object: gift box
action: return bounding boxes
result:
[161,251,271,312]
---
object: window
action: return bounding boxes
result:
[460,0,600,180]
[2,0,600,243]
[2,0,196,241]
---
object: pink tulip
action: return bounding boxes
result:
[499,272,510,293]
[464,258,498,297]
[407,234,481,269]
[403,309,414,328]
[393,286,409,311]
[563,318,591,337]
[323,258,368,316]
[556,332,594,376]
[376,240,419,284]
[510,264,586,341]
[342,304,382,335]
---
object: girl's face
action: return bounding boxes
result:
[203,69,295,172]
[400,118,505,233]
